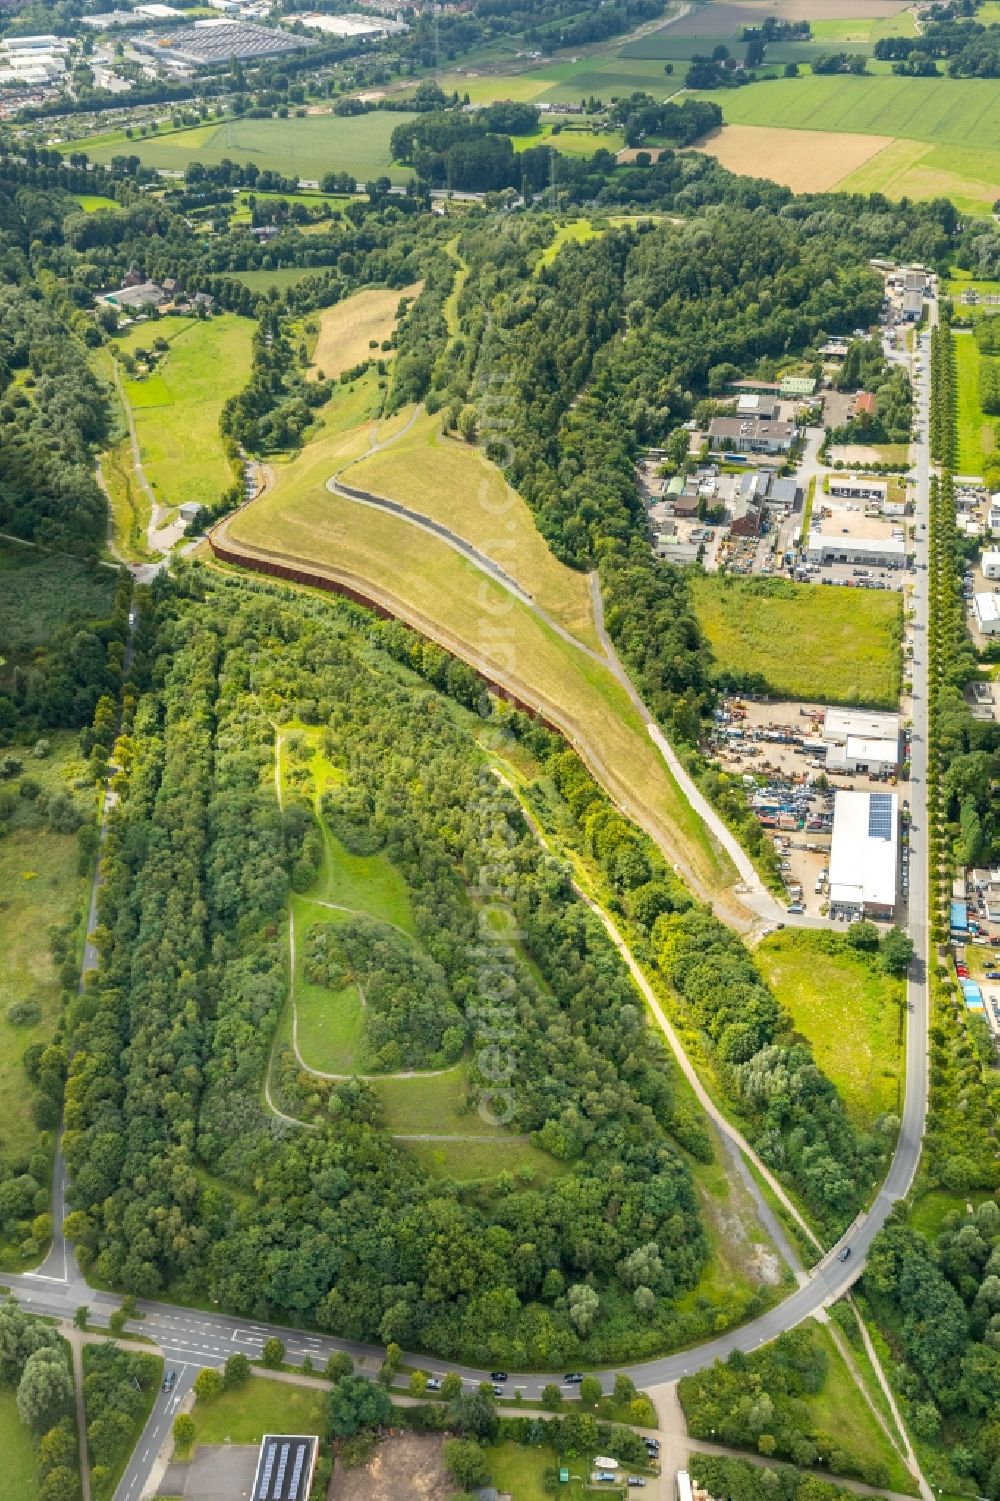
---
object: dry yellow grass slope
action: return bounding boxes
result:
[307,282,422,381]
[346,412,598,647]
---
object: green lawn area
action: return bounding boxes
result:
[756,930,904,1132]
[111,314,253,509]
[0,1389,38,1498]
[375,1065,507,1136]
[955,330,995,477]
[0,733,95,1191]
[908,1188,997,1238]
[690,574,902,708]
[192,1376,326,1445]
[482,1440,608,1499]
[69,111,418,184]
[514,121,624,157]
[230,189,353,224]
[804,1322,914,1493]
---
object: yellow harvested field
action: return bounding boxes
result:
[694,124,892,192]
[307,282,422,382]
[346,411,598,647]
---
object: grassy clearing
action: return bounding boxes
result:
[0,1389,37,1497]
[192,1375,326,1445]
[307,282,421,382]
[0,733,95,1170]
[292,899,364,1074]
[74,193,118,212]
[756,930,904,1132]
[514,120,625,157]
[230,189,353,224]
[233,267,320,292]
[375,1066,507,1136]
[405,1136,568,1184]
[345,411,599,647]
[690,574,901,707]
[908,1188,996,1238]
[0,545,117,655]
[954,330,995,477]
[72,111,417,184]
[226,437,733,902]
[805,1321,913,1493]
[534,217,602,268]
[111,314,253,509]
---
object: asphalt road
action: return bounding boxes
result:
[4,333,934,1499]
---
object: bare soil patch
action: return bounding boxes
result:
[693,123,892,192]
[308,282,422,382]
[332,1432,451,1500]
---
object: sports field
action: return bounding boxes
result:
[307,282,422,382]
[695,123,891,192]
[113,314,253,509]
[955,330,995,478]
[70,111,418,184]
[757,929,904,1131]
[690,574,901,707]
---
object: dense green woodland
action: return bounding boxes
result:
[62,569,723,1364]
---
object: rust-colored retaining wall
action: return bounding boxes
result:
[208,535,560,732]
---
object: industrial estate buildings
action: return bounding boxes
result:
[829,788,899,919]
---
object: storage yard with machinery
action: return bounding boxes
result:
[708,699,911,919]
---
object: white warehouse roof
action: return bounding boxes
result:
[982,550,1000,572]
[845,735,900,766]
[974,592,1000,629]
[829,790,898,912]
[823,707,900,744]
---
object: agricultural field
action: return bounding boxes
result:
[955,329,995,477]
[192,1376,326,1445]
[694,123,892,192]
[222,402,735,909]
[68,111,418,184]
[690,574,902,707]
[111,314,253,510]
[697,73,1000,212]
[307,281,422,382]
[756,929,905,1131]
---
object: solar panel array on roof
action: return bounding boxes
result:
[868,793,893,841]
[252,1436,317,1501]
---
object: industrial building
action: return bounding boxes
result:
[982,550,1000,581]
[828,789,898,919]
[974,593,1000,635]
[822,707,900,776]
[252,1435,317,1501]
[132,20,315,64]
[708,416,795,455]
[804,534,907,569]
[827,477,888,505]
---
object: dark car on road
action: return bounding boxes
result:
[490,1372,508,1383]
[162,1370,177,1393]
[564,1373,584,1385]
